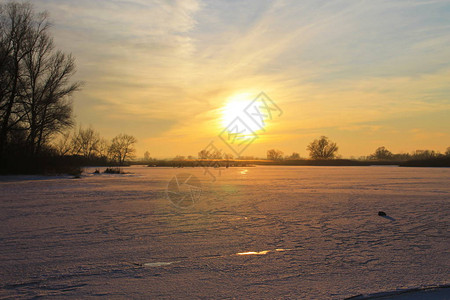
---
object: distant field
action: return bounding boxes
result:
[142,157,450,168]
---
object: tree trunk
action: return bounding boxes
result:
[0,58,19,158]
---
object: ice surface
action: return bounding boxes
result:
[0,166,449,299]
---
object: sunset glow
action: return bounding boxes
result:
[27,1,450,158]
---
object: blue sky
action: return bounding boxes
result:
[28,0,450,158]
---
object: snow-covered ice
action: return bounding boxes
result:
[0,166,449,299]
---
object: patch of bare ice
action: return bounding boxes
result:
[143,261,180,267]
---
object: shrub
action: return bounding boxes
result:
[104,167,124,174]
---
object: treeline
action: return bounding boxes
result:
[53,126,137,166]
[362,146,450,161]
[265,145,450,162]
[164,136,450,165]
[265,137,450,163]
[266,136,339,160]
[192,136,340,161]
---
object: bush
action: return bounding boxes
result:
[104,167,124,174]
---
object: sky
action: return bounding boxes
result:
[27,0,450,158]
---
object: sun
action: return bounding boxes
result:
[220,93,266,133]
[221,94,251,128]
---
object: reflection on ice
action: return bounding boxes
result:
[236,249,291,256]
[237,250,269,255]
[275,248,289,252]
[143,261,179,267]
[240,169,248,175]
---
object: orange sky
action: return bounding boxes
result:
[32,0,450,158]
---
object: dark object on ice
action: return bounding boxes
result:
[345,284,450,299]
[104,167,124,174]
[94,169,100,174]
[379,211,396,221]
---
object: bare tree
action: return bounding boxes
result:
[411,150,438,160]
[71,126,101,159]
[20,14,79,156]
[108,134,137,165]
[267,149,283,160]
[370,146,393,160]
[198,148,223,159]
[97,138,109,159]
[21,49,79,155]
[198,149,210,159]
[287,152,301,160]
[144,150,150,161]
[0,2,34,156]
[0,2,80,158]
[307,136,338,160]
[53,131,72,156]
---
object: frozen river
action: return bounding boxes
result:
[1,166,449,299]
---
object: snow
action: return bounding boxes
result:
[0,166,449,299]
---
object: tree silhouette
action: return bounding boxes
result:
[71,126,101,159]
[267,149,283,160]
[288,152,301,160]
[411,150,438,160]
[198,148,222,159]
[108,134,137,165]
[307,136,338,160]
[0,2,80,159]
[144,151,151,161]
[370,146,393,160]
[198,149,210,159]
[53,131,72,156]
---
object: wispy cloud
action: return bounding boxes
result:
[31,0,450,157]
